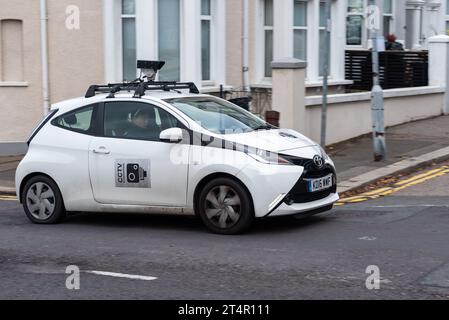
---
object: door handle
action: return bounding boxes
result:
[93,147,110,155]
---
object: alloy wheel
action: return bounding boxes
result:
[26,182,56,221]
[204,185,242,229]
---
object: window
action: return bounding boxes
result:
[346,0,364,45]
[293,0,307,61]
[319,1,330,76]
[263,0,274,78]
[121,0,137,81]
[107,0,224,85]
[104,102,181,141]
[383,0,393,37]
[158,0,181,81]
[166,97,267,135]
[201,0,212,81]
[52,106,96,134]
[0,19,24,82]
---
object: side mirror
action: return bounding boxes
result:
[160,128,184,143]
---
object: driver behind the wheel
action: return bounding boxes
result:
[125,108,159,140]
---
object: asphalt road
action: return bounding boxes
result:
[1,170,449,300]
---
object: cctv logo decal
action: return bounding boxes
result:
[115,160,151,188]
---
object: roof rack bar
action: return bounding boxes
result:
[107,85,122,99]
[133,82,147,98]
[85,81,200,98]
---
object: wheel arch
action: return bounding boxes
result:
[19,172,59,204]
[193,172,255,216]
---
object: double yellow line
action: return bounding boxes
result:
[336,165,449,206]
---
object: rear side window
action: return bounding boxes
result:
[52,105,97,135]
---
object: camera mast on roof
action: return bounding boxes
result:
[84,60,200,99]
[137,60,165,82]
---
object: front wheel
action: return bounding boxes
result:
[198,178,254,235]
[22,175,66,224]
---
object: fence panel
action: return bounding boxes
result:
[345,50,428,91]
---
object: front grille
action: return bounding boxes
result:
[281,154,316,171]
[286,165,337,204]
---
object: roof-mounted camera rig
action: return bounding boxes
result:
[137,60,165,81]
[85,60,199,99]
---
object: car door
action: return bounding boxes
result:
[88,100,190,207]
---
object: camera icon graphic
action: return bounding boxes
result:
[126,163,148,184]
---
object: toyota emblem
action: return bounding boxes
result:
[313,155,324,169]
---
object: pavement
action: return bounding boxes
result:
[329,115,449,192]
[0,161,448,299]
[1,115,449,196]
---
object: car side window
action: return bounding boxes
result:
[104,101,181,141]
[52,105,96,134]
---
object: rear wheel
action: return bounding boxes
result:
[198,177,254,235]
[22,175,66,224]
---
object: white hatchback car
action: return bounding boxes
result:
[16,81,339,234]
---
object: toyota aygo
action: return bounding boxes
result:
[16,64,338,234]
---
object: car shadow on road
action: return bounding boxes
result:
[66,212,204,232]
[64,212,332,235]
[250,214,332,235]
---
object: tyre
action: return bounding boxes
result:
[197,177,254,235]
[22,175,66,224]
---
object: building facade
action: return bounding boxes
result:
[1,0,449,145]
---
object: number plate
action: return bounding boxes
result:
[307,174,333,193]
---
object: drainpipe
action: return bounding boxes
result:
[40,0,50,116]
[242,0,250,96]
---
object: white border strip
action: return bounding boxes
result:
[86,270,158,281]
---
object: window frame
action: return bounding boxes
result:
[253,0,348,84]
[262,0,274,79]
[0,19,24,82]
[51,104,100,136]
[120,0,137,81]
[293,0,308,62]
[201,0,215,85]
[105,0,226,89]
[156,0,182,82]
[346,0,367,48]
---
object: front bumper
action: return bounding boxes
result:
[264,164,339,217]
[237,154,339,218]
[268,192,339,217]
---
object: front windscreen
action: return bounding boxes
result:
[164,97,269,135]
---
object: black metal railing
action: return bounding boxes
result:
[345,50,428,91]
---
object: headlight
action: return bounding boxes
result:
[247,149,292,165]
